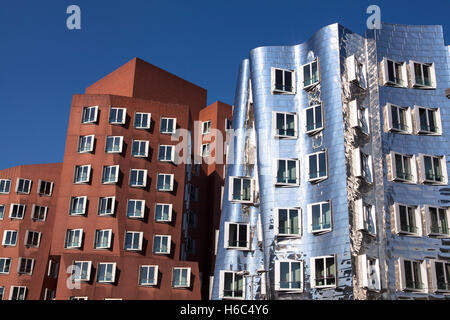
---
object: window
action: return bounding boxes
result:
[307,151,328,182]
[127,200,145,219]
[101,165,119,184]
[219,270,245,299]
[419,154,448,185]
[155,203,172,222]
[94,229,112,249]
[225,119,232,131]
[224,222,250,250]
[69,196,87,216]
[158,145,175,162]
[385,103,412,134]
[77,135,95,153]
[134,112,151,129]
[64,229,83,249]
[302,59,320,90]
[349,100,369,134]
[0,179,11,194]
[0,205,4,220]
[353,148,373,183]
[2,230,18,246]
[97,262,117,283]
[105,136,123,153]
[346,55,367,89]
[81,106,98,124]
[275,208,301,237]
[273,112,297,138]
[139,265,158,286]
[124,231,143,251]
[358,255,381,291]
[9,204,26,220]
[310,255,336,288]
[0,258,11,274]
[160,117,176,134]
[308,201,332,234]
[71,261,92,282]
[399,258,427,291]
[109,107,126,124]
[414,106,441,135]
[201,143,211,158]
[275,260,303,291]
[172,267,191,288]
[0,287,4,300]
[17,258,34,275]
[425,206,450,237]
[132,140,149,158]
[44,289,56,301]
[156,173,174,191]
[271,67,296,94]
[47,260,59,279]
[129,169,147,188]
[202,120,212,134]
[153,235,171,254]
[16,178,31,194]
[304,104,323,135]
[73,165,91,184]
[275,159,299,186]
[9,286,27,300]
[409,61,436,89]
[380,58,407,87]
[228,177,254,203]
[355,200,376,235]
[38,180,54,196]
[393,204,422,236]
[98,197,115,216]
[390,152,417,183]
[431,260,450,293]
[25,231,41,248]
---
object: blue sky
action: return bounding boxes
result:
[0,0,448,170]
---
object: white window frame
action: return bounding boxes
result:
[424,206,450,237]
[172,267,191,288]
[132,140,149,158]
[154,203,173,222]
[153,235,171,254]
[274,208,302,237]
[393,203,422,236]
[0,205,4,221]
[271,67,296,94]
[384,103,413,134]
[158,145,175,162]
[224,222,250,250]
[160,117,177,134]
[273,111,298,139]
[64,229,83,249]
[310,255,337,289]
[353,148,373,183]
[38,180,54,196]
[139,265,158,286]
[301,58,320,90]
[275,158,299,187]
[307,150,328,183]
[77,135,95,153]
[0,179,11,194]
[24,230,41,248]
[156,173,174,192]
[274,260,304,292]
[9,204,26,220]
[355,199,376,236]
[98,196,116,216]
[346,54,367,89]
[228,176,254,204]
[94,229,112,250]
[418,154,448,185]
[69,196,87,216]
[202,120,212,135]
[134,112,151,129]
[109,107,127,125]
[307,201,333,234]
[126,199,145,219]
[105,136,123,154]
[389,151,417,183]
[430,260,450,293]
[358,254,381,291]
[97,262,117,283]
[72,261,92,282]
[9,286,27,300]
[101,165,119,184]
[413,106,442,135]
[124,231,143,251]
[380,58,407,88]
[81,106,98,124]
[129,169,148,188]
[304,104,324,135]
[408,60,437,89]
[398,257,428,292]
[0,258,11,274]
[73,165,91,184]
[219,270,245,299]
[349,100,370,134]
[201,143,211,158]
[2,230,18,246]
[15,178,31,194]
[17,257,34,275]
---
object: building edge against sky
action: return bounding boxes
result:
[212,22,450,300]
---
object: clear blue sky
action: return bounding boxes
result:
[0,0,448,170]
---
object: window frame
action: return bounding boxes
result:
[358,254,381,291]
[156,173,174,192]
[139,265,158,286]
[153,235,171,254]
[307,150,328,183]
[131,140,150,158]
[2,230,18,246]
[0,205,4,220]
[389,151,417,184]
[64,229,83,249]
[73,165,91,184]
[158,145,175,162]
[124,231,143,251]
[274,208,302,237]
[105,136,124,154]
[129,169,148,188]
[81,106,98,124]
[274,259,304,292]
[77,135,95,153]
[69,196,87,216]
[304,104,324,135]
[424,206,450,237]
[97,196,116,216]
[307,201,333,235]
[219,270,245,299]
[430,260,450,293]
[393,203,422,236]
[94,229,113,250]
[9,286,27,300]
[384,103,413,134]
[126,199,145,219]
[9,203,26,220]
[202,120,212,135]
[228,176,254,204]
[353,148,373,183]
[355,199,376,236]
[0,179,11,194]
[96,262,117,283]
[349,100,370,134]
[310,255,337,289]
[408,60,437,89]
[413,106,442,135]
[160,117,177,134]
[108,107,127,125]
[302,58,320,90]
[346,54,367,89]
[17,257,35,275]
[275,158,299,187]
[273,111,298,139]
[398,257,428,292]
[101,165,119,184]
[72,261,92,282]
[134,112,151,129]
[172,267,191,288]
[37,180,54,197]
[201,143,211,158]
[0,257,11,274]
[418,154,448,185]
[271,67,296,94]
[224,222,250,250]
[154,203,173,223]
[380,58,407,88]
[15,178,32,194]
[24,230,41,248]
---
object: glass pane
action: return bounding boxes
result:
[387,60,395,82]
[391,107,400,130]
[312,204,321,231]
[318,152,326,177]
[290,209,299,234]
[311,61,318,83]
[292,262,301,289]
[284,71,292,92]
[424,156,434,180]
[277,160,286,183]
[315,258,324,286]
[280,262,290,289]
[423,65,431,86]
[287,160,297,184]
[306,108,314,131]
[309,155,317,179]
[224,273,233,297]
[322,203,331,229]
[228,224,237,246]
[238,224,247,247]
[232,178,241,200]
[414,63,423,85]
[275,69,283,91]
[278,209,288,234]
[433,157,442,182]
[303,64,311,86]
[285,114,295,136]
[326,257,335,285]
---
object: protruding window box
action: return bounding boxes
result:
[302,59,320,91]
[271,68,296,94]
[228,177,255,204]
[224,222,250,250]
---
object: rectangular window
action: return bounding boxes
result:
[0,205,4,220]
[399,258,427,291]
[346,55,367,88]
[201,143,211,158]
[64,229,83,249]
[390,152,416,183]
[69,196,87,216]
[304,104,323,135]
[97,262,116,283]
[414,106,441,135]
[380,58,407,87]
[160,117,176,134]
[0,287,4,300]
[425,206,450,237]
[81,106,98,124]
[38,180,54,196]
[9,204,26,220]
[25,231,41,248]
[101,165,119,184]
[419,154,447,184]
[274,112,297,138]
[359,255,381,291]
[153,235,171,254]
[409,61,436,89]
[224,222,250,250]
[105,136,123,153]
[126,199,145,219]
[172,267,191,288]
[431,260,450,293]
[275,260,303,291]
[9,286,27,300]
[275,208,301,236]
[0,258,11,274]
[311,255,336,288]
[17,257,34,275]
[16,178,31,194]
[77,135,95,153]
[349,100,370,134]
[73,165,91,184]
[225,119,232,131]
[385,103,412,134]
[156,173,174,191]
[2,230,18,246]
[276,159,299,186]
[124,231,143,251]
[94,229,112,249]
[271,67,296,94]
[129,169,147,188]
[308,201,332,234]
[302,59,320,89]
[158,145,175,162]
[219,270,245,299]
[109,107,126,124]
[155,203,172,222]
[353,148,373,183]
[307,151,328,182]
[202,120,212,134]
[134,112,151,129]
[0,179,11,194]
[98,197,115,216]
[72,261,92,282]
[355,199,376,235]
[139,265,158,286]
[132,140,149,158]
[228,176,254,203]
[394,204,421,236]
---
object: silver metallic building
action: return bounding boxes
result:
[212,22,450,300]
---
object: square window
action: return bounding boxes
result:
[9,204,26,220]
[399,258,427,291]
[105,136,123,153]
[358,255,381,291]
[132,140,149,158]
[385,103,412,134]
[355,200,376,235]
[228,176,254,203]
[156,173,174,191]
[124,231,143,251]
[431,260,450,293]
[0,179,11,194]
[97,262,116,283]
[155,203,172,222]
[0,258,11,274]
[409,61,436,89]
[202,121,212,134]
[390,152,417,183]
[25,231,41,248]
[78,135,95,153]
[160,117,176,134]
[127,199,145,219]
[98,197,115,216]
[139,265,158,286]
[16,178,31,194]
[73,165,91,184]
[81,106,98,124]
[172,267,191,288]
[302,59,320,90]
[64,229,83,249]
[307,151,328,182]
[275,208,301,237]
[2,230,18,246]
[94,229,112,249]
[69,196,87,216]
[380,58,407,87]
[153,235,171,254]
[275,159,299,186]
[425,206,450,237]
[134,112,151,129]
[419,154,448,185]
[274,112,298,138]
[310,255,336,288]
[304,105,323,135]
[158,145,175,162]
[224,222,250,250]
[71,261,92,282]
[271,67,296,94]
[393,203,422,236]
[414,106,441,135]
[275,260,303,291]
[219,270,245,299]
[9,286,27,300]
[109,107,126,125]
[17,258,34,275]
[38,180,54,196]
[308,201,332,234]
[129,169,147,188]
[101,165,119,184]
